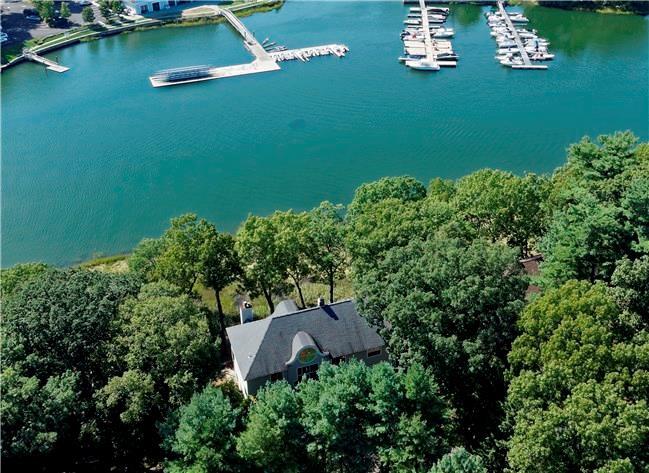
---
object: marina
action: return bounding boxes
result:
[399,0,456,70]
[487,1,551,69]
[149,6,347,87]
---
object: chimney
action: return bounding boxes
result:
[317,297,325,307]
[240,301,254,324]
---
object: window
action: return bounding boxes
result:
[367,348,382,358]
[269,371,284,381]
[297,363,319,380]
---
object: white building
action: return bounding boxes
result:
[122,0,180,15]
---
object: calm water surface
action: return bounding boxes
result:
[2,1,648,266]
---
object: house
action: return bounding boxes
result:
[226,298,387,396]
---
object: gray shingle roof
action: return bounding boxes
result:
[226,299,384,381]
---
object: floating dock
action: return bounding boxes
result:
[150,6,347,87]
[23,51,69,73]
[496,1,546,70]
[269,44,348,62]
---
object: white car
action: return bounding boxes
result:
[1,32,8,43]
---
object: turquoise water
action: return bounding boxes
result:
[2,2,648,266]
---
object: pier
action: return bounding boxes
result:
[23,51,69,73]
[496,1,545,70]
[269,45,349,62]
[150,6,347,87]
[418,0,437,68]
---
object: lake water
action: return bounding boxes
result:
[2,1,648,266]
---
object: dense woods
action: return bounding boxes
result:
[2,131,648,472]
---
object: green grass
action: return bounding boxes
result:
[196,277,354,327]
[1,43,24,64]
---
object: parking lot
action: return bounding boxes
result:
[1,0,98,46]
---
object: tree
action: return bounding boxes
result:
[109,0,124,14]
[0,262,49,300]
[111,282,217,410]
[33,0,55,24]
[128,237,163,282]
[59,2,71,21]
[505,281,648,472]
[429,448,487,473]
[355,236,527,451]
[369,362,453,471]
[299,360,374,473]
[540,132,646,287]
[235,215,288,313]
[346,175,427,219]
[452,170,549,256]
[540,189,631,285]
[202,231,241,354]
[1,367,78,462]
[1,269,139,462]
[154,214,217,294]
[610,255,649,319]
[165,386,241,473]
[298,360,454,473]
[237,381,307,473]
[81,6,95,23]
[98,0,112,20]
[307,201,347,303]
[98,282,218,458]
[272,210,312,308]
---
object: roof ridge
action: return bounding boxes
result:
[270,298,353,320]
[244,300,353,379]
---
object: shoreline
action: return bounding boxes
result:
[0,0,284,71]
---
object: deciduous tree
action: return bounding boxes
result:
[307,201,347,303]
[355,236,527,450]
[237,381,307,473]
[506,281,648,472]
[81,6,95,23]
[235,215,288,313]
[165,386,241,473]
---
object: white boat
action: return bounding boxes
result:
[530,52,554,61]
[500,56,524,67]
[411,6,449,14]
[406,59,440,71]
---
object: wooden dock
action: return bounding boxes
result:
[23,51,69,73]
[496,1,547,70]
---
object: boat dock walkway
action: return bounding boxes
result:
[23,51,69,73]
[418,0,437,67]
[496,1,546,70]
[150,6,347,87]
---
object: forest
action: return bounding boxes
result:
[2,131,648,472]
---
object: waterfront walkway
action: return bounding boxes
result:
[23,51,69,72]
